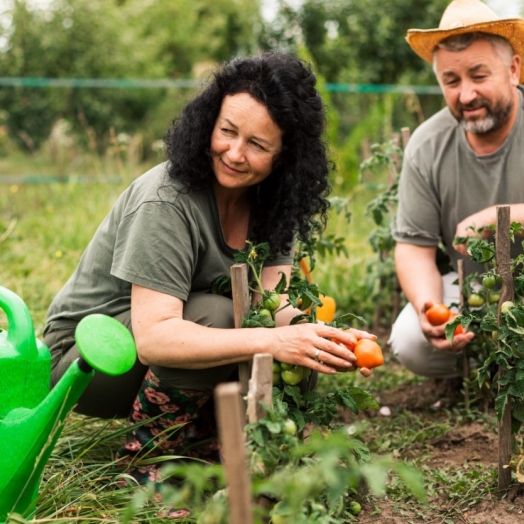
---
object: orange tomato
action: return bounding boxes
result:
[316,296,336,322]
[426,303,451,326]
[331,330,358,350]
[353,339,384,369]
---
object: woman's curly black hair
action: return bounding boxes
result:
[164,52,332,256]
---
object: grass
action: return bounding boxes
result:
[1,147,519,522]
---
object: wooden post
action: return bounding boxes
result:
[214,382,253,524]
[247,354,273,424]
[457,259,469,409]
[231,263,252,394]
[496,205,514,492]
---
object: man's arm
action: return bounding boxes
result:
[454,204,524,256]
[395,242,473,351]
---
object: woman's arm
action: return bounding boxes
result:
[131,282,369,375]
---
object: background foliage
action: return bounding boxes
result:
[0,0,448,157]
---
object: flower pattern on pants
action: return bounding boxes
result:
[116,369,221,487]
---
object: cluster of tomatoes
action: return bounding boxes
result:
[426,303,464,334]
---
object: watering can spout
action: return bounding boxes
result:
[0,285,136,521]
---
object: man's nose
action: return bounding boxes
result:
[458,80,478,105]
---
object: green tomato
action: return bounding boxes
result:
[258,308,272,318]
[492,330,499,341]
[263,291,281,312]
[468,293,485,307]
[273,371,281,385]
[280,362,293,371]
[271,515,291,524]
[489,292,501,304]
[501,301,515,314]
[273,361,281,372]
[349,501,362,516]
[301,366,312,378]
[281,366,303,385]
[482,275,496,289]
[271,503,293,524]
[283,418,297,435]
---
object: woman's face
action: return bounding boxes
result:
[210,93,282,191]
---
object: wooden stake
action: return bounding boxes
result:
[496,205,514,492]
[457,259,469,409]
[214,382,253,524]
[231,263,252,394]
[247,354,273,424]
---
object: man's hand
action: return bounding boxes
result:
[454,207,496,256]
[419,301,474,351]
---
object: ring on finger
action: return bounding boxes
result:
[314,349,322,362]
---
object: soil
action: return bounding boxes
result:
[354,373,524,523]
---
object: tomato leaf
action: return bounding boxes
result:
[343,386,379,412]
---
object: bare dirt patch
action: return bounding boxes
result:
[354,375,524,523]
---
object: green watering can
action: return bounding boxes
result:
[0,286,136,521]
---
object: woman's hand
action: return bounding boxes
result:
[271,323,376,378]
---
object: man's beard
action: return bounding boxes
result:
[455,94,514,135]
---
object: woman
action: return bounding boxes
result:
[44,53,375,484]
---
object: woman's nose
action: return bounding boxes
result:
[227,139,246,163]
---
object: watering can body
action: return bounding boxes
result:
[0,286,136,521]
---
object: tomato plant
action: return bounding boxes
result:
[448,224,524,453]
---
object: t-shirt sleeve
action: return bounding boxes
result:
[391,150,442,247]
[111,201,195,300]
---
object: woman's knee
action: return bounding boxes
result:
[184,292,234,329]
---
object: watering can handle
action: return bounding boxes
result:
[0,286,38,357]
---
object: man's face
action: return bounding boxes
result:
[434,38,520,135]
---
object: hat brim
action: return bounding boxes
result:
[406,19,524,83]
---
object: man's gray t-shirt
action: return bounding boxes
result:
[392,88,524,274]
[46,162,293,331]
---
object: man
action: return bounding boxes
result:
[389,0,524,378]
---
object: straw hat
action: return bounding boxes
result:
[406,0,524,83]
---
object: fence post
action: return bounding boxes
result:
[247,353,273,424]
[496,205,514,492]
[215,382,253,524]
[457,259,470,409]
[231,263,252,394]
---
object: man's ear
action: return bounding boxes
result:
[510,54,521,86]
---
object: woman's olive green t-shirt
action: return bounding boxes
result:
[45,162,293,332]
